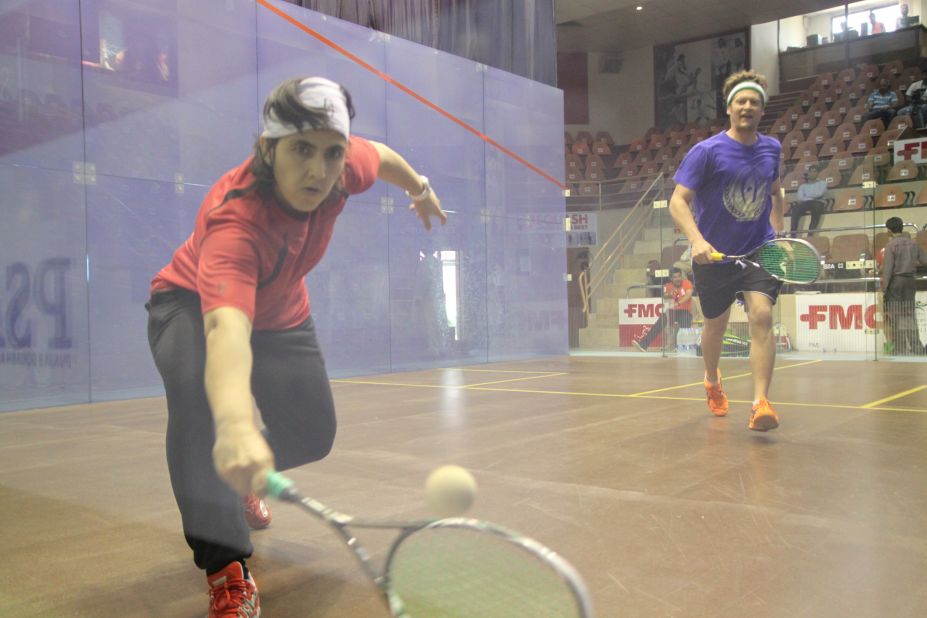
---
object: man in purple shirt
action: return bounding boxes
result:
[669,69,785,431]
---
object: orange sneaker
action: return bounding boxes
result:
[749,398,780,432]
[243,493,271,530]
[207,562,260,618]
[704,370,729,417]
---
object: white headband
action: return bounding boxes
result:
[726,81,767,108]
[261,77,350,140]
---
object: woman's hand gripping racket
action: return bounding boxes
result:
[265,469,593,617]
[710,238,822,284]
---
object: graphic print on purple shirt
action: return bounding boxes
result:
[673,131,780,257]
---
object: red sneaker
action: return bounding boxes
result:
[207,562,260,618]
[243,493,271,530]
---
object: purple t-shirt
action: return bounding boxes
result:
[674,131,780,256]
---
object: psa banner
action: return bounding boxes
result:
[1,258,75,368]
[0,254,89,411]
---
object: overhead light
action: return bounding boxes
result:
[636,6,643,10]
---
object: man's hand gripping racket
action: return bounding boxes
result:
[709,238,822,284]
[265,469,594,617]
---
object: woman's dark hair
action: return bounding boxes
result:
[220,78,356,206]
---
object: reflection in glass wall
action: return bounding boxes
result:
[0,0,566,411]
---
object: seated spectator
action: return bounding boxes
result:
[899,76,927,128]
[835,21,859,40]
[633,267,693,352]
[869,11,885,34]
[790,166,828,236]
[864,79,899,127]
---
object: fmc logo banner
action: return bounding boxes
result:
[795,292,927,352]
[617,299,666,347]
[893,137,927,164]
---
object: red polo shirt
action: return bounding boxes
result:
[664,279,693,311]
[151,135,379,330]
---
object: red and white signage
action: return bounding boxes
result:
[618,299,666,346]
[795,292,927,352]
[893,137,927,164]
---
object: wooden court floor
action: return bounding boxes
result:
[1,355,926,617]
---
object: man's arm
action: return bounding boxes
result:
[881,245,895,292]
[669,183,715,264]
[370,141,446,230]
[675,282,694,307]
[770,179,785,235]
[810,180,828,200]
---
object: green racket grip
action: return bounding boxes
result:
[265,470,298,501]
[709,251,725,261]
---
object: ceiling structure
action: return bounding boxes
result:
[555,0,857,53]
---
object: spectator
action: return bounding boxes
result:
[898,77,927,128]
[869,11,886,34]
[835,21,859,40]
[880,216,927,354]
[790,166,828,236]
[864,79,899,127]
[633,267,693,351]
[896,2,918,28]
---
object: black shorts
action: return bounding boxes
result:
[692,261,782,319]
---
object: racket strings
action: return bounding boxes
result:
[388,527,584,617]
[754,241,821,283]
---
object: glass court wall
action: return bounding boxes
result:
[0,0,567,411]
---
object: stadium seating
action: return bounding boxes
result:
[832,188,870,212]
[875,183,914,208]
[886,160,920,182]
[806,235,831,259]
[830,233,871,260]
[567,60,927,217]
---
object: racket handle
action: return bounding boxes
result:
[266,470,299,501]
[709,252,725,261]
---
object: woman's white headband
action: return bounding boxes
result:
[261,77,350,140]
[726,81,767,108]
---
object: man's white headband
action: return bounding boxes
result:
[261,77,350,140]
[726,81,767,108]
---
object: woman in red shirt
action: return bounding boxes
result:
[146,77,446,616]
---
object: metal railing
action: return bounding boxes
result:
[790,222,921,235]
[626,283,665,296]
[578,174,665,316]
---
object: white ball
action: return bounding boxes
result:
[425,465,477,517]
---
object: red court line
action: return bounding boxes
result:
[256,0,567,190]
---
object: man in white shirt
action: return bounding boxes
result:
[899,78,927,128]
[790,166,828,236]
